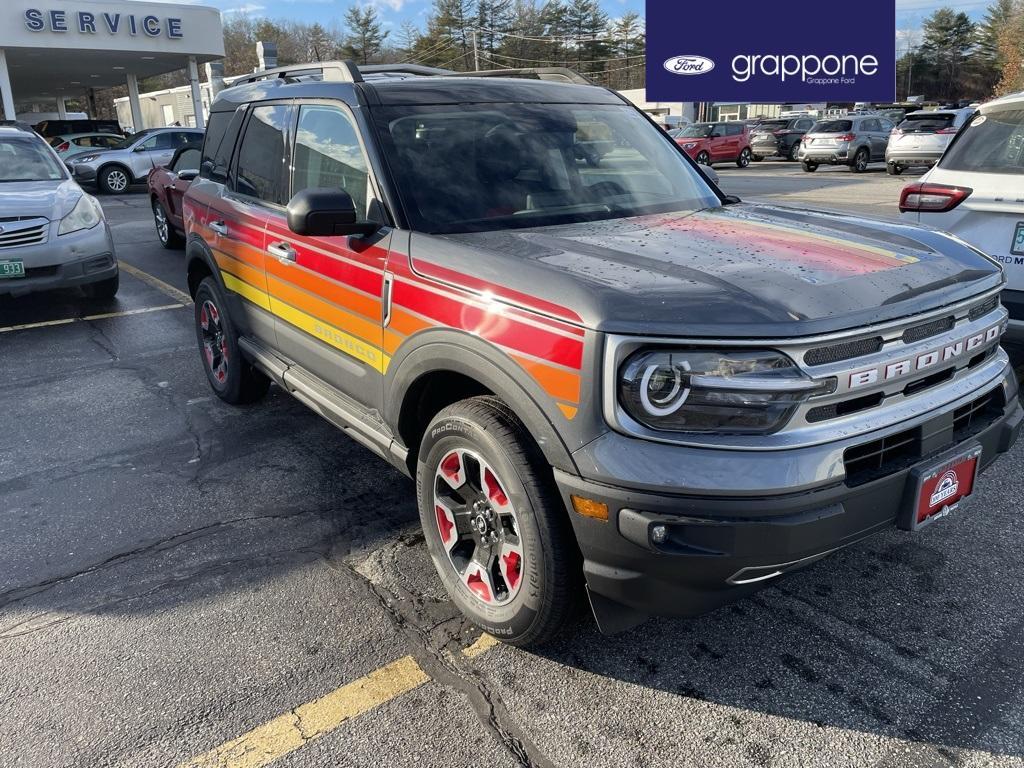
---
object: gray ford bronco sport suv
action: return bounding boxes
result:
[182,62,1021,647]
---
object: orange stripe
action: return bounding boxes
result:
[509,353,581,404]
[267,275,381,348]
[265,257,380,323]
[214,251,266,290]
[557,403,578,420]
[383,329,405,355]
[389,307,434,337]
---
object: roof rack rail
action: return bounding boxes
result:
[458,67,593,85]
[231,59,364,86]
[359,64,455,78]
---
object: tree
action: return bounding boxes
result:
[342,6,389,64]
[995,4,1024,95]
[976,0,1018,96]
[560,0,609,75]
[917,8,977,101]
[307,22,335,62]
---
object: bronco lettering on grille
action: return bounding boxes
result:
[848,324,1000,390]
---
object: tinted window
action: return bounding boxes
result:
[813,120,852,133]
[374,103,719,234]
[234,105,290,204]
[796,119,813,130]
[898,114,956,133]
[200,109,245,183]
[172,147,201,172]
[861,119,879,132]
[940,109,1024,175]
[292,104,371,218]
[755,120,788,132]
[726,124,743,136]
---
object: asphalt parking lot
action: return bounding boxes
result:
[4,165,1024,768]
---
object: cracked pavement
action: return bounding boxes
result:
[4,182,1024,767]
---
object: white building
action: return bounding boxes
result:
[0,0,224,129]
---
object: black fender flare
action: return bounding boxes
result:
[384,328,578,474]
[184,235,223,297]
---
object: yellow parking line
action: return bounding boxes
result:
[463,633,499,658]
[119,261,193,304]
[178,656,430,768]
[0,303,185,333]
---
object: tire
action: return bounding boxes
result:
[736,148,752,168]
[417,396,581,647]
[193,277,270,404]
[886,163,904,176]
[850,148,869,173]
[789,141,802,161]
[82,273,119,300]
[801,161,818,172]
[153,199,184,249]
[696,151,711,166]
[97,165,131,194]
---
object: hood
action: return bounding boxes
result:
[0,179,83,221]
[417,203,1003,337]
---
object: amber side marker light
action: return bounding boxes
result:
[571,495,609,521]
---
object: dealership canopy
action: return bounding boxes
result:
[0,0,223,128]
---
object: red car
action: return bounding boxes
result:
[672,122,752,168]
[148,142,202,249]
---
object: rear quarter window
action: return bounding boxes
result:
[939,109,1024,175]
[200,109,245,183]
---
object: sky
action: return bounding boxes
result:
[147,0,993,43]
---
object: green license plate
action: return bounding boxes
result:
[0,259,25,279]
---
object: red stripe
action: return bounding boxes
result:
[393,281,583,369]
[294,248,384,296]
[410,258,584,326]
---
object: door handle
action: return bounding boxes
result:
[209,220,228,236]
[268,241,297,264]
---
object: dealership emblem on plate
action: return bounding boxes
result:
[929,470,960,508]
[663,55,715,76]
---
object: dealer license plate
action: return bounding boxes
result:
[0,259,25,279]
[1011,222,1024,256]
[899,445,982,531]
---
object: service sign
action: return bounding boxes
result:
[645,0,896,102]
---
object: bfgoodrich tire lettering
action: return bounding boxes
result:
[417,396,581,647]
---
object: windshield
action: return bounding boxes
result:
[679,123,713,138]
[0,138,66,182]
[811,120,853,133]
[375,103,719,234]
[111,130,151,150]
[899,113,955,133]
[939,109,1024,175]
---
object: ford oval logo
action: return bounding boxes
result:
[663,55,715,76]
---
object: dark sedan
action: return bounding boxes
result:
[147,143,200,249]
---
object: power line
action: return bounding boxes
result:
[473,24,645,45]
[483,50,645,65]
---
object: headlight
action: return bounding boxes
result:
[59,194,103,236]
[682,142,697,149]
[618,349,834,434]
[76,154,99,163]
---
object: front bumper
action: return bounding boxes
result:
[71,164,98,183]
[557,364,1021,622]
[0,222,117,297]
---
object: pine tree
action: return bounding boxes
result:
[918,9,976,101]
[342,6,389,64]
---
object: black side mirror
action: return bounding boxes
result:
[177,169,198,181]
[286,188,379,238]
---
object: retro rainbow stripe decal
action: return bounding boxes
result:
[197,212,584,419]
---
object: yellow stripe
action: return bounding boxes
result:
[119,261,194,304]
[220,271,390,374]
[221,271,271,312]
[178,656,429,768]
[463,633,500,658]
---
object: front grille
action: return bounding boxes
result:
[969,296,999,321]
[804,336,883,366]
[0,222,47,249]
[902,315,954,344]
[843,387,1004,486]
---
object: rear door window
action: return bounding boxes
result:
[233,104,290,204]
[939,109,1024,175]
[899,114,955,133]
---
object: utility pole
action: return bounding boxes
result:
[471,28,480,71]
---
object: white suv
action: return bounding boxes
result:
[900,92,1024,338]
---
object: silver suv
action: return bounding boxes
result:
[798,114,895,172]
[0,123,118,300]
[67,127,203,194]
